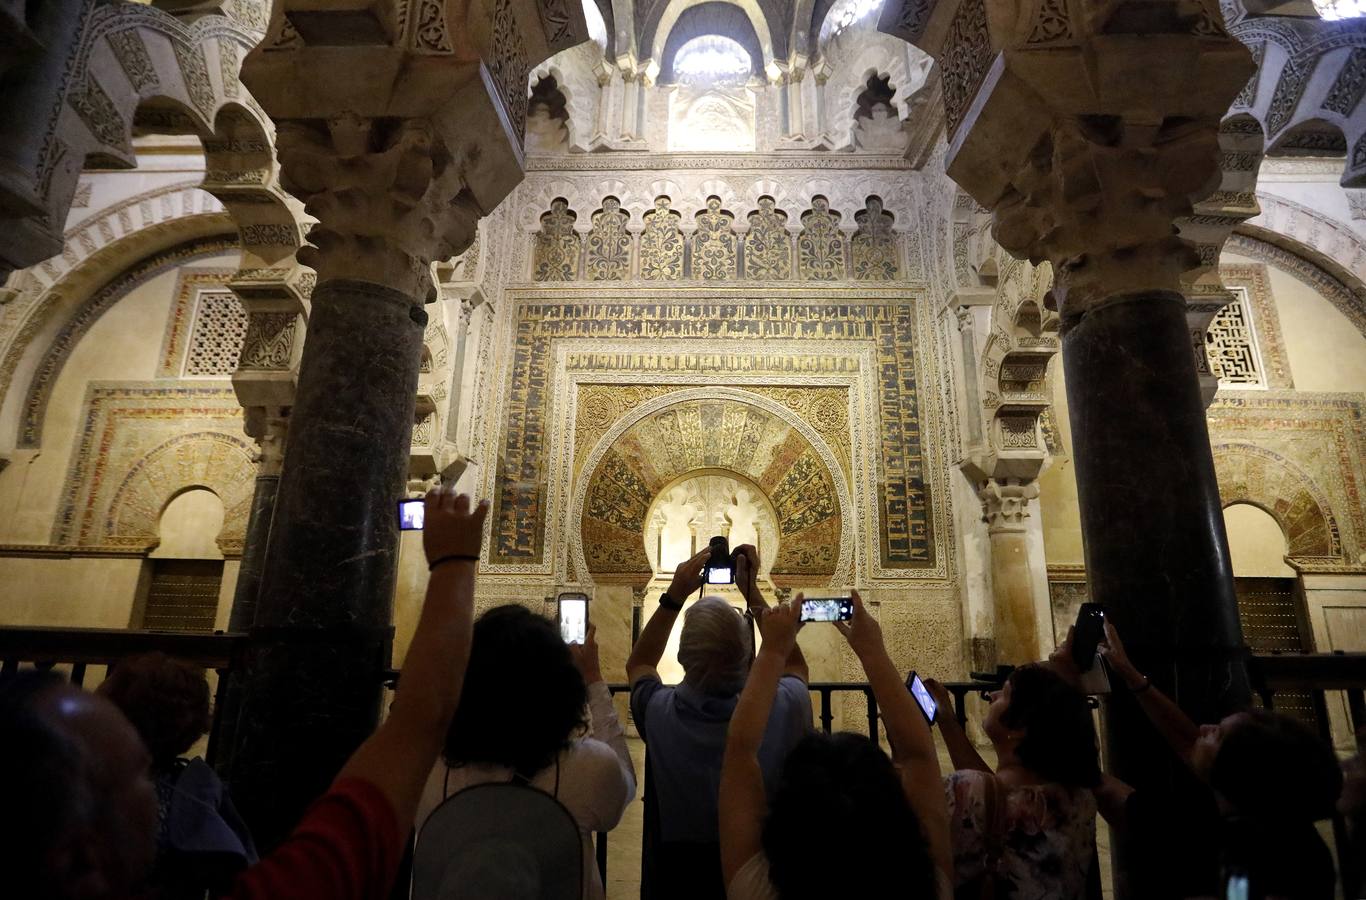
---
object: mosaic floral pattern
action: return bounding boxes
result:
[798,196,846,280]
[639,197,684,280]
[690,196,737,280]
[584,196,631,280]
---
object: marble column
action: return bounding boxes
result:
[231,0,587,844]
[219,113,479,847]
[227,415,288,633]
[878,2,1255,892]
[980,479,1042,664]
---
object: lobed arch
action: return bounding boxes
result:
[14,4,302,278]
[1223,13,1366,186]
[570,387,853,587]
[1212,442,1344,564]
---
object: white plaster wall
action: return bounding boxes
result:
[0,252,240,544]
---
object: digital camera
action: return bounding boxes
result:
[702,535,736,585]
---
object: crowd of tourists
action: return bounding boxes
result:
[1,488,1359,900]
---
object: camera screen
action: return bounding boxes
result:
[907,673,938,724]
[397,499,425,531]
[559,598,587,644]
[799,598,853,622]
[705,566,734,584]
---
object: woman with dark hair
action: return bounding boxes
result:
[720,592,952,900]
[925,663,1100,899]
[1094,622,1342,899]
[98,651,257,899]
[414,603,635,900]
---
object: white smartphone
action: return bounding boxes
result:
[558,593,588,644]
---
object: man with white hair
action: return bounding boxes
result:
[626,543,812,900]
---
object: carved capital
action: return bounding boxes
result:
[275,114,478,300]
[978,478,1038,534]
[992,118,1220,312]
[882,0,1254,318]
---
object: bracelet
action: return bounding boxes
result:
[659,592,684,612]
[1131,676,1153,694]
[428,554,480,571]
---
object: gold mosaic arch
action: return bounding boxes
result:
[1212,442,1343,562]
[577,394,846,586]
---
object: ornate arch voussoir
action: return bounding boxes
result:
[1212,442,1344,562]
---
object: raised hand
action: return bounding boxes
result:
[569,624,603,684]
[757,597,803,661]
[834,590,883,659]
[733,544,760,605]
[667,546,712,600]
[1098,620,1137,681]
[923,677,955,718]
[422,486,489,566]
[1045,625,1084,690]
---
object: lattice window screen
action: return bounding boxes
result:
[184,291,249,376]
[140,559,223,633]
[1205,288,1265,388]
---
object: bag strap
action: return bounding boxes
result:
[978,774,1008,900]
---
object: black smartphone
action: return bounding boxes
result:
[905,671,937,724]
[397,498,425,530]
[798,597,854,622]
[558,593,589,644]
[1071,603,1106,671]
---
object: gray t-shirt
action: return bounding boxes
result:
[631,674,812,843]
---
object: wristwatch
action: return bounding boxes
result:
[659,591,684,612]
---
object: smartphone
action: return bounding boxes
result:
[1225,874,1249,900]
[397,498,425,530]
[558,593,588,644]
[905,671,937,724]
[1071,602,1106,671]
[798,597,854,622]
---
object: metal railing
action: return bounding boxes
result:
[3,627,1363,896]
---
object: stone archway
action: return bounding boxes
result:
[572,389,851,587]
[1212,442,1344,564]
[105,431,256,555]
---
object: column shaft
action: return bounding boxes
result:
[1062,291,1249,895]
[229,278,425,847]
[987,528,1040,664]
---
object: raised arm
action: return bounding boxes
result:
[1099,621,1201,768]
[571,625,636,800]
[734,545,807,682]
[625,547,709,684]
[924,678,991,774]
[837,591,951,881]
[335,489,487,827]
[719,598,803,886]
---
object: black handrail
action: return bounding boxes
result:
[4,629,1364,896]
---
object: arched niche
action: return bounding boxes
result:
[1213,442,1344,565]
[1223,502,1297,578]
[105,431,256,555]
[573,390,850,587]
[643,470,781,575]
[150,486,227,560]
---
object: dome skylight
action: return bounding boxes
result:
[1312,0,1366,19]
[819,0,885,45]
[582,0,608,50]
[674,35,752,84]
